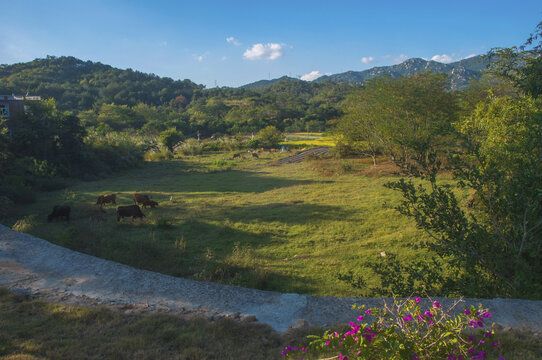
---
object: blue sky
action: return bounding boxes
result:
[1,1,540,88]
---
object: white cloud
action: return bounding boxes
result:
[465,53,478,59]
[193,54,205,62]
[243,43,285,60]
[394,54,409,63]
[226,37,241,46]
[301,70,324,81]
[361,56,375,64]
[431,54,454,63]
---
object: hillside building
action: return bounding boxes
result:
[0,95,41,135]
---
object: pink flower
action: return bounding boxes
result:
[357,315,364,322]
[424,310,432,317]
[302,347,306,352]
[433,301,440,308]
[464,309,471,315]
[404,315,413,322]
[482,312,492,318]
[414,297,420,303]
[366,309,372,314]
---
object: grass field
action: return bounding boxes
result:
[282,133,336,148]
[1,288,540,360]
[3,152,466,297]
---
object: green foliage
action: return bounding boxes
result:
[158,127,185,151]
[283,298,502,360]
[176,138,203,155]
[256,125,282,148]
[144,148,173,161]
[0,56,202,112]
[12,214,39,233]
[336,73,459,164]
[383,95,542,298]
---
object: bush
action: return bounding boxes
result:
[176,138,203,156]
[246,139,261,149]
[282,297,503,360]
[158,128,185,151]
[12,214,38,233]
[144,148,173,161]
[256,126,282,148]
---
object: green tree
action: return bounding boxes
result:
[256,125,282,148]
[158,128,185,151]
[336,73,459,164]
[386,95,542,298]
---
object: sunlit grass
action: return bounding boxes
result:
[4,152,468,297]
[283,133,336,147]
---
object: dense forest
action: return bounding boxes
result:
[0,56,352,137]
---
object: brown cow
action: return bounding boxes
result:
[96,193,116,206]
[117,205,145,222]
[133,193,151,205]
[141,199,159,208]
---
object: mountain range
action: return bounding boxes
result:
[240,55,490,90]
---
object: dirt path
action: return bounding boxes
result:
[1,224,541,333]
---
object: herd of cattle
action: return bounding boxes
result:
[47,193,159,223]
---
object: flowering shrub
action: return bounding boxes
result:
[282,297,504,360]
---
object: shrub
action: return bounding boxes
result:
[176,138,203,156]
[144,148,173,161]
[256,126,282,148]
[12,214,38,233]
[158,128,185,151]
[282,297,503,360]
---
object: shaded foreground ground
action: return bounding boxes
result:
[1,225,542,334]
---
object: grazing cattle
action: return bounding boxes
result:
[48,205,70,222]
[133,193,151,205]
[96,193,116,206]
[251,152,259,158]
[117,205,145,222]
[141,199,159,208]
[232,153,242,159]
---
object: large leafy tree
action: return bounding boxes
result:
[382,23,542,298]
[336,73,459,164]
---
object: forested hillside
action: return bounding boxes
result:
[0,56,203,112]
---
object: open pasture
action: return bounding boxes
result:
[5,153,467,297]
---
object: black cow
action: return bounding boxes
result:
[96,193,116,206]
[117,205,145,222]
[48,205,71,222]
[133,193,151,205]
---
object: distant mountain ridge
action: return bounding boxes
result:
[241,55,491,90]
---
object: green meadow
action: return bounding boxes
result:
[5,153,466,297]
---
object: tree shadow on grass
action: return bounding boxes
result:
[223,202,355,225]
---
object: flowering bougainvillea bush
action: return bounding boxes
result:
[282,297,504,360]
